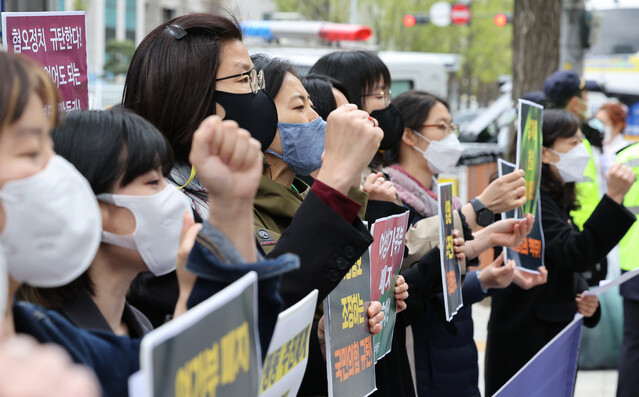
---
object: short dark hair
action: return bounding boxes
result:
[52,108,174,195]
[540,109,581,212]
[18,108,173,310]
[301,74,350,120]
[382,90,449,166]
[0,51,62,131]
[123,13,243,164]
[251,54,297,99]
[309,51,390,108]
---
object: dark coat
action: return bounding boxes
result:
[128,185,373,326]
[485,192,635,396]
[59,289,153,338]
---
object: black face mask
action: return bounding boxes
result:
[371,103,405,150]
[215,90,278,151]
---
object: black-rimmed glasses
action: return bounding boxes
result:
[215,67,265,94]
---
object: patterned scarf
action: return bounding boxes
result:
[168,163,210,220]
[383,164,462,218]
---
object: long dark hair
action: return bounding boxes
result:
[301,74,350,120]
[382,90,449,166]
[540,109,581,212]
[123,13,242,164]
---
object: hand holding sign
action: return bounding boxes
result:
[488,215,534,248]
[394,276,409,313]
[513,266,548,290]
[477,169,526,214]
[479,253,516,290]
[363,172,397,203]
[452,229,466,261]
[576,291,599,318]
[368,301,385,335]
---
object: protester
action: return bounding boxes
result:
[0,50,300,396]
[381,89,546,396]
[17,109,200,338]
[310,50,405,174]
[543,70,604,242]
[485,109,636,395]
[123,15,385,328]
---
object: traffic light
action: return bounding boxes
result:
[494,13,512,27]
[403,14,429,27]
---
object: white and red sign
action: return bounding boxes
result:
[2,12,88,111]
[369,211,409,362]
[451,4,471,25]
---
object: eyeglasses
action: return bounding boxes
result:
[422,122,460,136]
[215,67,265,94]
[362,89,392,107]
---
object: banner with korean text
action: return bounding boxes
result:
[136,272,261,397]
[2,11,88,111]
[259,289,318,397]
[370,211,409,362]
[325,249,376,397]
[438,182,463,321]
[499,157,546,273]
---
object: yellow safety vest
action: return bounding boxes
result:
[616,143,639,271]
[570,140,602,230]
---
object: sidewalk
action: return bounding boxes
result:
[473,299,618,397]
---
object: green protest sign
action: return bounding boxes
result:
[325,249,376,397]
[369,211,410,362]
[438,182,463,321]
[516,99,544,218]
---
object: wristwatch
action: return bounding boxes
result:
[471,198,494,227]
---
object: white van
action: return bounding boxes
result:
[246,45,459,99]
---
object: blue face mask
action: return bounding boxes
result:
[267,117,327,176]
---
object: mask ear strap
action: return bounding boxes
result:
[101,231,136,250]
[412,129,431,143]
[178,166,197,190]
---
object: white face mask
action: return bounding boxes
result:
[412,130,464,174]
[604,126,614,143]
[549,144,591,183]
[98,185,190,276]
[0,155,102,287]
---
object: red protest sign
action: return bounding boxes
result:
[2,12,89,111]
[370,212,409,302]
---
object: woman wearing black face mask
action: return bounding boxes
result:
[1,51,288,397]
[123,14,386,335]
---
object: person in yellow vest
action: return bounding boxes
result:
[614,142,639,397]
[544,70,607,284]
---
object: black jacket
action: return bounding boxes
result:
[128,189,373,327]
[485,192,635,396]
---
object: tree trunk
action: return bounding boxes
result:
[512,0,561,102]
